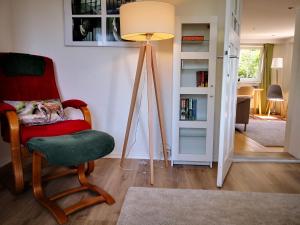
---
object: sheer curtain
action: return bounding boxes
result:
[260,43,274,114]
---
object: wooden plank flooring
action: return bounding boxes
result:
[234,131,295,159]
[1,158,300,225]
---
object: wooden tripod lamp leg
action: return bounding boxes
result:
[146,45,155,185]
[150,46,169,168]
[121,45,146,166]
[121,43,169,185]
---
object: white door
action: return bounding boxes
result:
[217,0,241,187]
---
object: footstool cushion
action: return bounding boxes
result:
[27,130,115,166]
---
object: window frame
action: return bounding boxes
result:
[238,45,263,84]
[63,0,138,47]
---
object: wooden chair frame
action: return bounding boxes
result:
[32,152,115,225]
[4,106,94,194]
[266,100,284,117]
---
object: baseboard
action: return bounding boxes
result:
[106,152,164,160]
[233,156,300,163]
[0,159,11,168]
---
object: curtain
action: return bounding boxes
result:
[260,43,274,114]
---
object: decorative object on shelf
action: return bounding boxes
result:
[266,57,284,115]
[180,98,197,121]
[182,36,204,41]
[119,1,175,184]
[196,71,208,87]
[64,0,137,47]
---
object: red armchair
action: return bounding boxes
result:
[0,53,94,193]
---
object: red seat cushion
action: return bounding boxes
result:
[21,120,91,144]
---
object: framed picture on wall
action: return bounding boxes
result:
[64,0,138,47]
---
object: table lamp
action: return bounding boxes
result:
[120,1,175,184]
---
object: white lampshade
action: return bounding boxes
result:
[120,1,175,41]
[271,58,283,69]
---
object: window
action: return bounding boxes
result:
[238,46,263,83]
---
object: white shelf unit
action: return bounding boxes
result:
[172,16,217,167]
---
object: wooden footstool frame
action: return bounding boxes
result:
[32,152,115,225]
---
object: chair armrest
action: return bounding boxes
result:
[62,99,92,127]
[61,99,87,109]
[0,102,16,114]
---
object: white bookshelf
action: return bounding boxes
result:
[172,16,217,167]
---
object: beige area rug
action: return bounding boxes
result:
[117,187,300,225]
[253,114,282,120]
[235,118,286,147]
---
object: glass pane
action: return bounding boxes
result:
[180,94,207,121]
[181,23,210,52]
[106,0,135,15]
[72,18,102,41]
[238,48,262,79]
[106,17,121,41]
[181,59,209,87]
[72,0,101,15]
[179,128,206,155]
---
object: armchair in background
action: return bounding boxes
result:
[235,96,251,131]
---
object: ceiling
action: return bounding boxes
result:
[240,0,299,42]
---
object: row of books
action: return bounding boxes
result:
[196,71,208,87]
[180,98,197,120]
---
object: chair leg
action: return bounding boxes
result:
[244,124,247,132]
[32,154,115,225]
[85,161,95,176]
[32,152,67,225]
[265,101,270,116]
[78,165,115,205]
[10,142,24,194]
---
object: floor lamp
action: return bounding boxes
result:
[267,58,284,115]
[119,1,175,184]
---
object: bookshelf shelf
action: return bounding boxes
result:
[180,87,208,95]
[172,16,217,167]
[182,40,209,44]
[178,120,207,128]
[181,52,210,59]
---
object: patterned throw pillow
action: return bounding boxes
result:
[4,99,66,126]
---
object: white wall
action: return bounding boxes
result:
[0,0,14,165]
[0,0,13,51]
[0,0,225,166]
[285,7,300,159]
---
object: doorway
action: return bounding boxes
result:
[231,0,299,162]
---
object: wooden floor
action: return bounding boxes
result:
[234,131,295,159]
[234,115,293,159]
[1,158,300,225]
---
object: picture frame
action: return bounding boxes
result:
[64,0,138,47]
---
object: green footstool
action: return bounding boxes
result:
[27,130,115,225]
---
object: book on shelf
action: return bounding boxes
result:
[180,98,197,121]
[196,71,208,87]
[182,35,205,41]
